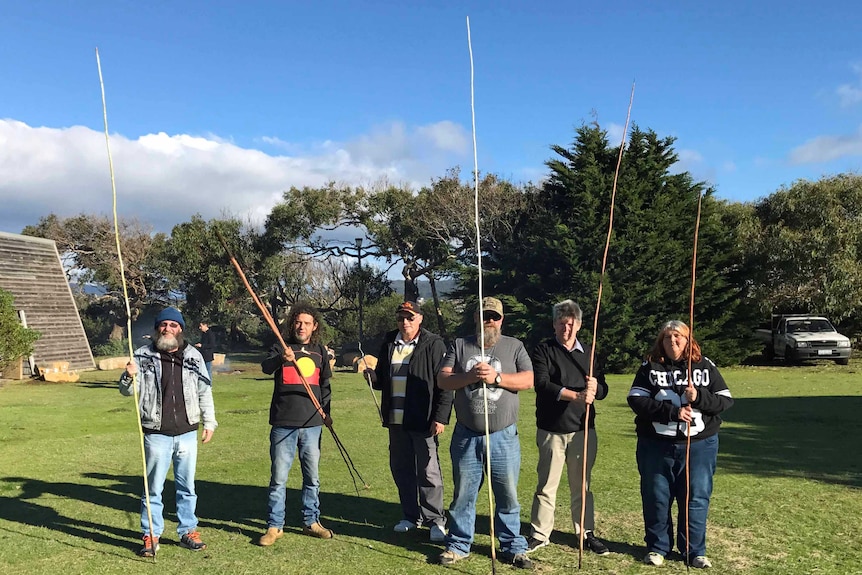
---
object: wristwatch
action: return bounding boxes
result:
[494,373,502,385]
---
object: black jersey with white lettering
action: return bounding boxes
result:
[627,357,733,442]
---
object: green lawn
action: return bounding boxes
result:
[1,357,861,574]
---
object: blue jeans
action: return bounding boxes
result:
[205,361,213,380]
[445,423,528,557]
[636,434,718,558]
[141,431,199,537]
[267,426,322,528]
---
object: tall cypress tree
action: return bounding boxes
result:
[486,123,757,370]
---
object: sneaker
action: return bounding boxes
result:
[438,549,468,565]
[138,534,159,557]
[689,555,712,569]
[303,521,333,539]
[644,552,664,566]
[584,532,610,556]
[179,530,207,551]
[510,552,534,569]
[525,536,549,553]
[258,527,284,546]
[393,519,417,533]
[429,524,447,542]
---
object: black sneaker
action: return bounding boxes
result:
[179,530,207,551]
[525,537,549,554]
[584,532,610,556]
[510,552,534,569]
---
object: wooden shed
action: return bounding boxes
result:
[0,231,95,374]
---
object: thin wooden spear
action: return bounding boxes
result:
[96,48,157,561]
[214,229,369,493]
[685,191,704,571]
[466,16,497,575]
[579,82,635,569]
[358,341,384,424]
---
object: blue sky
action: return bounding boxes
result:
[1,0,861,236]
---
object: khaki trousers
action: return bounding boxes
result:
[529,427,598,541]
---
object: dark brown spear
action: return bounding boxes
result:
[579,82,635,569]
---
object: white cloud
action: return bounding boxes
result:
[788,125,862,164]
[0,118,470,234]
[605,122,627,147]
[836,63,862,107]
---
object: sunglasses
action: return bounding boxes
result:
[158,321,181,329]
[396,315,417,323]
[483,312,502,322]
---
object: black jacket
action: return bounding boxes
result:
[198,330,216,363]
[532,338,608,433]
[373,328,452,432]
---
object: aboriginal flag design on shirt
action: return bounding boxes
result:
[281,348,323,388]
[266,343,332,428]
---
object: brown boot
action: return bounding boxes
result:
[303,522,333,539]
[258,527,284,546]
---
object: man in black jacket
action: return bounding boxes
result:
[526,299,610,556]
[367,300,452,542]
[195,321,216,379]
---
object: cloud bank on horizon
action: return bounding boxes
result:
[0,118,471,234]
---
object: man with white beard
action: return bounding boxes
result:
[436,297,535,569]
[120,307,217,557]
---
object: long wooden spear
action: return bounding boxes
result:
[96,48,157,561]
[466,16,498,575]
[685,191,704,570]
[214,229,369,493]
[579,82,635,569]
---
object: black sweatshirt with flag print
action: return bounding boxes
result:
[262,342,332,428]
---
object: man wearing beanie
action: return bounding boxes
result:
[119,306,217,557]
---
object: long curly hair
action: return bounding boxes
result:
[285,301,323,345]
[646,320,702,364]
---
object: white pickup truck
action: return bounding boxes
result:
[756,314,851,365]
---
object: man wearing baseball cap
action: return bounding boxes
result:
[437,297,535,569]
[367,301,452,543]
[119,307,217,557]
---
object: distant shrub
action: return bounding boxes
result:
[93,339,130,358]
[0,288,41,374]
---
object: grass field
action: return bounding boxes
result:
[2,356,861,574]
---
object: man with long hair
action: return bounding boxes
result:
[259,302,334,546]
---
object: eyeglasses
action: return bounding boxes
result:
[158,321,181,329]
[396,315,416,323]
[483,312,502,322]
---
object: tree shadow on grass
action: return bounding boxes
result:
[719,396,862,487]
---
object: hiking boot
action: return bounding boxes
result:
[138,534,159,557]
[438,549,468,565]
[689,555,712,569]
[429,524,447,542]
[258,527,284,546]
[393,519,418,533]
[303,521,333,539]
[644,552,664,566]
[179,530,207,551]
[525,536,549,553]
[584,532,610,556]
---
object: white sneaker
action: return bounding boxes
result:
[393,520,417,533]
[429,524,447,542]
[690,555,712,569]
[644,552,664,566]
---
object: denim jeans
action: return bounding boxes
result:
[445,423,528,556]
[205,361,213,380]
[636,434,718,558]
[141,431,199,536]
[267,425,322,528]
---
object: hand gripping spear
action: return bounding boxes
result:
[578,82,635,569]
[214,229,369,494]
